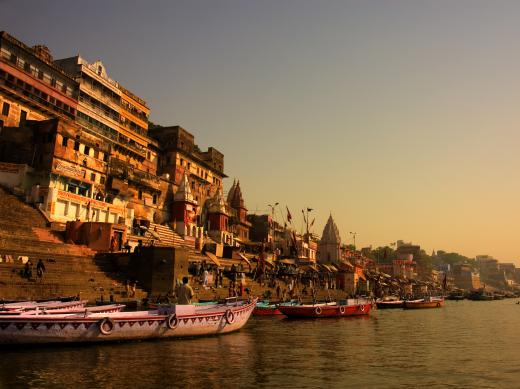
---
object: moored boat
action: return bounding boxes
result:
[0,300,87,313]
[21,304,125,316]
[278,299,371,318]
[376,299,404,309]
[253,300,283,316]
[468,289,493,301]
[0,298,257,344]
[404,297,444,309]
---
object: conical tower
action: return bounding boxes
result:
[172,172,198,237]
[207,188,233,244]
[318,214,342,264]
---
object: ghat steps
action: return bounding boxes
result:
[0,187,147,302]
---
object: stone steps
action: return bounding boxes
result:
[0,186,47,228]
[0,186,150,303]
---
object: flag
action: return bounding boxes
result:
[286,206,292,223]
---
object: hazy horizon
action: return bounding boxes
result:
[2,0,519,264]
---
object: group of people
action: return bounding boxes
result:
[22,258,46,280]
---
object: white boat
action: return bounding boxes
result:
[0,300,87,313]
[0,298,257,344]
[20,304,126,316]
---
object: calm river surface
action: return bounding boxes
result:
[0,299,519,388]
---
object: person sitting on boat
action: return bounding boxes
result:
[177,277,195,305]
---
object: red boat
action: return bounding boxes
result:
[253,303,283,316]
[252,300,300,316]
[278,300,372,318]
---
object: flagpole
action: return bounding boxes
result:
[268,202,279,258]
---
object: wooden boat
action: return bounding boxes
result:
[404,297,444,309]
[253,300,283,316]
[0,298,257,344]
[21,304,125,316]
[376,299,404,309]
[468,290,493,301]
[278,299,371,318]
[0,300,87,313]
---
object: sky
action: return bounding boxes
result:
[2,0,520,263]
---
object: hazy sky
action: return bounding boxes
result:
[3,1,520,263]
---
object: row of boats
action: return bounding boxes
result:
[0,295,445,345]
[253,296,445,317]
[253,298,373,317]
[376,296,445,309]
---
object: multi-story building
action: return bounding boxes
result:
[150,125,225,213]
[452,263,481,290]
[0,31,78,128]
[54,56,166,222]
[0,31,240,254]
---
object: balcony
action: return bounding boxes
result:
[0,77,75,120]
[77,116,147,159]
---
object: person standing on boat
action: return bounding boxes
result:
[177,276,195,304]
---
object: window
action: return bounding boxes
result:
[100,176,105,185]
[83,146,90,156]
[147,151,151,160]
[61,136,68,147]
[138,190,142,200]
[38,70,43,80]
[93,149,99,159]
[2,102,9,116]
[9,53,17,64]
[20,110,27,124]
[103,154,109,163]
[90,173,96,182]
[153,194,157,205]
[24,62,31,72]
[73,141,80,151]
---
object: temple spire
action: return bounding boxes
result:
[174,172,196,204]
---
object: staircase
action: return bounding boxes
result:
[127,222,205,260]
[0,187,147,302]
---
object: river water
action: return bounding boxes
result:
[0,299,519,388]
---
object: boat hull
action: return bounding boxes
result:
[404,299,444,309]
[253,306,283,316]
[376,301,404,309]
[0,299,257,344]
[279,302,371,318]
